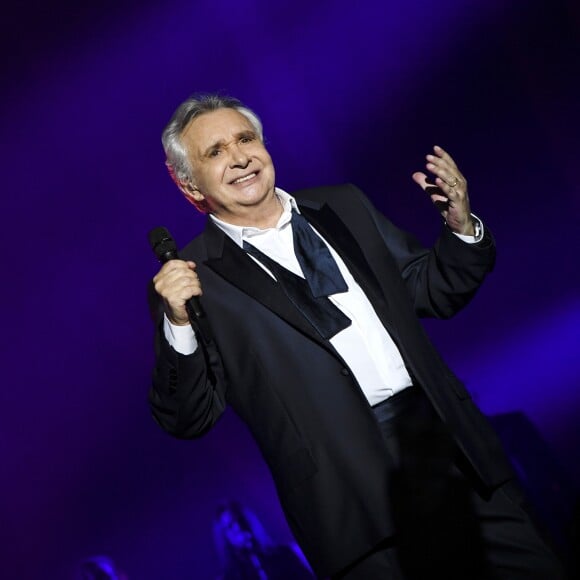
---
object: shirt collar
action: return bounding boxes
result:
[209,188,299,248]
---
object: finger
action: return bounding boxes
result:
[435,177,459,202]
[173,279,203,299]
[159,278,203,303]
[154,269,201,297]
[155,268,197,289]
[163,259,193,273]
[428,189,450,214]
[428,186,450,203]
[413,170,453,191]
[412,171,451,215]
[433,145,459,171]
[412,171,430,189]
[427,161,459,188]
[429,146,466,183]
[153,260,192,283]
[427,159,466,189]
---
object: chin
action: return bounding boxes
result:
[241,183,272,202]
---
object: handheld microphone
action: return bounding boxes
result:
[148,226,205,319]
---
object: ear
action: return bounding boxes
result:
[179,180,205,203]
[178,181,210,213]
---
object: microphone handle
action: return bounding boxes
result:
[186,294,204,319]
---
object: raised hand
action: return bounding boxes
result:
[412,145,474,236]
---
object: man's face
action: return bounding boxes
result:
[180,108,276,224]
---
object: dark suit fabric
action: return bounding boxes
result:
[149,184,515,577]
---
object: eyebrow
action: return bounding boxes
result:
[201,130,257,157]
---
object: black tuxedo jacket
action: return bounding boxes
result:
[149,184,514,577]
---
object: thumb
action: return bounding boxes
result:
[413,171,449,213]
[412,171,430,190]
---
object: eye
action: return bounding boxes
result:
[240,134,255,144]
[208,148,221,158]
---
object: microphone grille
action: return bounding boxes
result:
[148,226,177,260]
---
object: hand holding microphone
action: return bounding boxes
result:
[149,227,204,325]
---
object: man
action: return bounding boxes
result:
[149,94,564,579]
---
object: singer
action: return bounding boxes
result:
[148,94,564,579]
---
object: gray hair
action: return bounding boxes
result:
[161,94,264,185]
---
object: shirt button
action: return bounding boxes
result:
[340,368,350,376]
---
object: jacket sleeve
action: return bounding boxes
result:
[147,283,227,439]
[351,183,496,319]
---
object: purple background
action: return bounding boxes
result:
[2,0,579,578]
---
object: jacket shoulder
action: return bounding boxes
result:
[179,228,208,260]
[292,183,364,203]
[292,184,375,221]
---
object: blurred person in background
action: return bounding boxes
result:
[76,555,128,580]
[213,500,314,580]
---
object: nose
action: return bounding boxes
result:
[229,144,250,168]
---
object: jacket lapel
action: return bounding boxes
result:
[298,200,398,339]
[298,201,384,300]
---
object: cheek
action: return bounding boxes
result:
[255,149,273,172]
[196,165,224,191]
[261,148,273,165]
[215,162,231,184]
[263,158,275,182]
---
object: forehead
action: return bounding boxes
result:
[181,108,254,152]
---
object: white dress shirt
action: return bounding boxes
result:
[164,188,482,406]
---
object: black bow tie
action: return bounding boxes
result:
[290,209,348,297]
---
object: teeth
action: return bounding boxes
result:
[233,173,256,184]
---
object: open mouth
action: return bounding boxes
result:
[230,171,258,185]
